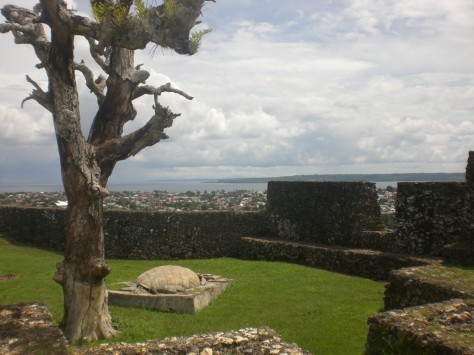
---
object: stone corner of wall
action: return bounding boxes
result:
[383,264,474,310]
[365,298,474,355]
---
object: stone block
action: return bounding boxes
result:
[266,181,384,246]
[108,275,230,314]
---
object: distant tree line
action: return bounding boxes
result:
[218,172,464,184]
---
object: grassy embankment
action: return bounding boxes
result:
[0,235,385,354]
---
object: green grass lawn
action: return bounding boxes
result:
[0,235,384,354]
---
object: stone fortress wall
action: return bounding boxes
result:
[394,181,467,255]
[1,168,470,262]
[266,181,384,246]
[0,181,389,261]
[0,208,271,260]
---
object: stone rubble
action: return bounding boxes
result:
[0,302,312,355]
[0,302,69,355]
[79,327,312,355]
[366,299,474,354]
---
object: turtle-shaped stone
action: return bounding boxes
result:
[135,265,201,294]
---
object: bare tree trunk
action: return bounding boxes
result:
[50,106,117,342]
[35,0,116,341]
[53,141,117,341]
[51,112,117,343]
[54,190,116,341]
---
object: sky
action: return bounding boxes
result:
[0,0,473,185]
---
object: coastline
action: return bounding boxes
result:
[1,172,463,193]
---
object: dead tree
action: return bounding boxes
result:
[0,0,213,342]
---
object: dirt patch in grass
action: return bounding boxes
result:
[0,273,20,281]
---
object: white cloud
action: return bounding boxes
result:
[0,105,53,145]
[0,0,473,186]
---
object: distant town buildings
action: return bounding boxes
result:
[0,186,396,213]
[0,189,267,212]
[377,186,396,213]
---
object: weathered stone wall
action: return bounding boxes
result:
[394,182,467,255]
[1,179,470,261]
[465,151,474,245]
[0,206,271,259]
[103,210,270,259]
[465,151,474,183]
[266,181,384,246]
[383,265,474,310]
[0,206,66,251]
[239,237,433,281]
[367,261,474,354]
[366,299,474,355]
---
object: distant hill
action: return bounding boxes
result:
[216,173,465,184]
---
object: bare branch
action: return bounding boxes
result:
[1,5,37,26]
[132,82,194,101]
[86,37,110,74]
[74,60,106,105]
[21,75,53,112]
[95,101,180,165]
[1,5,50,63]
[0,21,36,42]
[87,46,142,145]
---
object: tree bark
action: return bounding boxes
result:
[39,0,117,342]
[54,193,116,341]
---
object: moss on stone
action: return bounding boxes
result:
[408,264,474,294]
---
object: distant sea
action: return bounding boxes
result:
[0,180,399,193]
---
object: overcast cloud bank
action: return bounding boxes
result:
[0,0,473,185]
